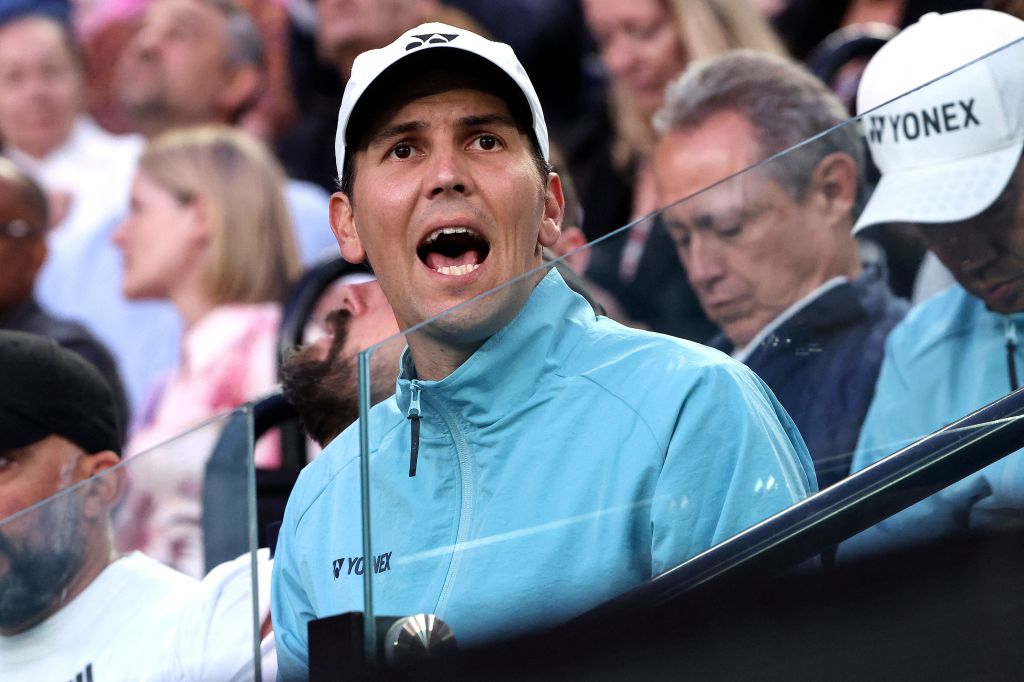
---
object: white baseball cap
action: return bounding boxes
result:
[853,10,1024,233]
[334,22,549,186]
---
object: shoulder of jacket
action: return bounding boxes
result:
[568,317,739,375]
[289,399,405,521]
[887,286,986,363]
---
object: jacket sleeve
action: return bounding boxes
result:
[840,329,985,560]
[850,329,923,473]
[271,489,314,681]
[650,361,816,575]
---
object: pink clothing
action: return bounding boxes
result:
[116,303,282,577]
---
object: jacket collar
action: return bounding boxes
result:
[712,268,889,356]
[393,268,591,423]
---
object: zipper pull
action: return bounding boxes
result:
[407,381,422,477]
[1006,318,1019,392]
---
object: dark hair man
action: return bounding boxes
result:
[116,0,265,137]
[0,331,196,678]
[652,51,908,488]
[0,157,129,430]
[844,10,1024,556]
[114,0,336,264]
[281,277,402,447]
[270,23,815,678]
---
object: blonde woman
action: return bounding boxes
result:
[113,125,302,576]
[580,0,785,339]
[585,0,785,189]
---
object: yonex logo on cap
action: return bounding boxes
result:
[405,33,459,51]
[866,98,981,144]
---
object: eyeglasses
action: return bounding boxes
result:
[0,219,40,239]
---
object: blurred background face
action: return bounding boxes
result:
[113,171,204,300]
[116,0,232,129]
[911,163,1024,315]
[582,0,686,116]
[655,112,832,347]
[0,178,45,317]
[314,0,420,77]
[0,17,81,159]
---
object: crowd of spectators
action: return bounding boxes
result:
[2,0,1024,679]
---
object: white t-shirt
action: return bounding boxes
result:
[144,549,276,682]
[0,552,198,681]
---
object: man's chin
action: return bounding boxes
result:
[417,290,516,348]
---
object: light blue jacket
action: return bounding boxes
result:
[271,271,815,679]
[843,285,1024,558]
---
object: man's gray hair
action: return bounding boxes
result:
[654,49,865,212]
[209,0,265,68]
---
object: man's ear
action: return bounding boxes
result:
[77,451,122,519]
[538,172,565,248]
[216,65,264,122]
[329,192,367,264]
[810,152,857,225]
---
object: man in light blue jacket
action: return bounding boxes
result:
[844,10,1024,557]
[271,22,816,678]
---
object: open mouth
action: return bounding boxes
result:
[417,227,490,277]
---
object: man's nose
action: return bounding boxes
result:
[337,283,367,316]
[685,236,727,292]
[957,234,1000,279]
[427,145,471,197]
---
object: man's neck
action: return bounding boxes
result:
[406,333,483,381]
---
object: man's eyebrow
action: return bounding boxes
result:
[457,113,518,130]
[367,121,427,148]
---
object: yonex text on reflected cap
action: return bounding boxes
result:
[853,10,1024,233]
[334,22,549,185]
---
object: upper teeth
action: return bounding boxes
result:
[424,226,477,244]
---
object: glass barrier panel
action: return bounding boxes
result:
[261,35,1024,674]
[0,409,261,680]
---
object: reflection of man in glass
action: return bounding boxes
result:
[272,22,815,679]
[845,10,1024,556]
[652,51,908,489]
[0,331,196,678]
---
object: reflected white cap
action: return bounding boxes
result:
[334,22,549,185]
[853,10,1024,233]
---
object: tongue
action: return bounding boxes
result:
[424,250,480,270]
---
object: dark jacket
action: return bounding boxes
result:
[1,297,130,437]
[712,268,908,488]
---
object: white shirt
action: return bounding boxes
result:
[144,549,276,682]
[0,552,198,682]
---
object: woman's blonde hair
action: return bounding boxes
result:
[611,0,787,168]
[139,125,303,305]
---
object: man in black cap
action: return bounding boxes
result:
[0,330,196,679]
